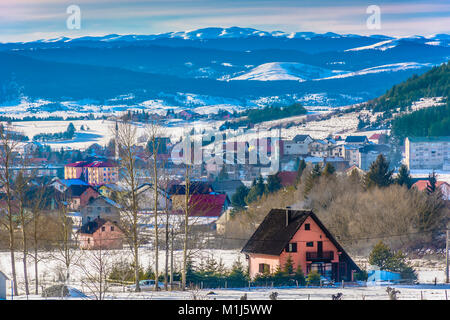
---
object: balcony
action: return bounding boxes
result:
[306,251,334,261]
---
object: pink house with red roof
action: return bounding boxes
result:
[242,209,361,282]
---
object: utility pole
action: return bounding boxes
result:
[446,227,449,284]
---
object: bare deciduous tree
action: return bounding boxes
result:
[114,120,143,292]
[0,122,22,295]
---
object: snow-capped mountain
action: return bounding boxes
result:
[0,27,448,113]
[230,62,345,81]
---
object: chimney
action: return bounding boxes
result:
[285,206,291,227]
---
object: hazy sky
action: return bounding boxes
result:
[1,0,449,42]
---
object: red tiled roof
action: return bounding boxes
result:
[65,161,89,167]
[189,194,228,217]
[277,171,297,187]
[84,161,117,168]
[369,133,382,140]
[66,160,117,168]
[29,158,48,164]
[412,180,449,191]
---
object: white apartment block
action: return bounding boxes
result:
[405,137,450,170]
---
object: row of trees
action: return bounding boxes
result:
[33,123,76,142]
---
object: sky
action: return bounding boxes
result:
[0,0,449,42]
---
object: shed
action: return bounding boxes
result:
[0,270,9,300]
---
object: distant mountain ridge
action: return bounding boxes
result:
[0,27,449,114]
[17,26,449,43]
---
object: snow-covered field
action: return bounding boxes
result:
[1,248,448,300]
[11,284,450,300]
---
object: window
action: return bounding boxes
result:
[286,242,297,252]
[258,263,270,274]
[306,242,314,247]
[305,223,310,230]
[111,226,115,231]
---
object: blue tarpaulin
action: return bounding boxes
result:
[367,270,401,282]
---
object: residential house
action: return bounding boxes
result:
[412,180,450,201]
[344,136,369,145]
[358,144,390,171]
[79,218,123,250]
[22,141,44,155]
[276,171,298,188]
[189,193,230,218]
[343,145,360,167]
[345,165,365,177]
[212,180,246,199]
[80,196,120,225]
[309,139,332,157]
[98,183,126,199]
[369,133,387,145]
[405,137,450,170]
[168,181,215,209]
[64,185,100,211]
[136,183,172,213]
[242,208,361,281]
[187,193,231,230]
[51,178,89,193]
[323,157,348,172]
[282,135,313,156]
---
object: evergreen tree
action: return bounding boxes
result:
[396,164,412,189]
[245,175,266,204]
[364,154,393,189]
[283,255,294,275]
[217,165,229,181]
[266,174,282,193]
[296,159,307,183]
[231,185,250,209]
[304,164,321,196]
[426,171,438,195]
[322,162,336,177]
[368,241,392,270]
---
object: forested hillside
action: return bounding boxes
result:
[365,62,449,112]
[391,101,450,139]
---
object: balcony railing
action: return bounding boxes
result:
[306,251,334,261]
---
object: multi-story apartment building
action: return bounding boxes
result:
[405,137,450,170]
[64,160,119,186]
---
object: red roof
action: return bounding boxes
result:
[189,194,228,217]
[369,133,382,140]
[84,161,117,168]
[29,157,48,164]
[277,171,297,187]
[65,161,89,167]
[65,160,117,168]
[413,180,449,191]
